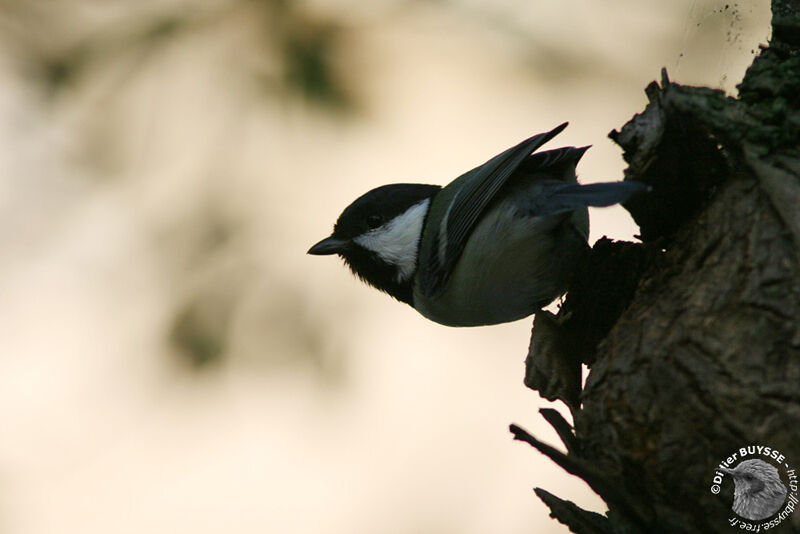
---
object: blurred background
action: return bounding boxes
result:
[0,1,770,533]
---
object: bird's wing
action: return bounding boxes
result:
[516,145,590,176]
[418,122,568,298]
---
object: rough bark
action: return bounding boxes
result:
[514,2,800,532]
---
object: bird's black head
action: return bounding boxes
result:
[308,183,441,304]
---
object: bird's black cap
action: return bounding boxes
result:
[331,183,441,240]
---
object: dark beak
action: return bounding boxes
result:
[307,236,349,255]
[720,467,736,476]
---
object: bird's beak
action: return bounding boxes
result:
[720,467,736,476]
[307,236,349,255]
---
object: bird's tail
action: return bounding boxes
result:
[531,181,648,216]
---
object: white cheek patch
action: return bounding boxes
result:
[354,199,430,282]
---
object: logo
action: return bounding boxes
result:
[710,445,798,529]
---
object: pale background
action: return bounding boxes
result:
[0,1,770,533]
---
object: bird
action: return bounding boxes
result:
[721,459,787,520]
[308,123,647,327]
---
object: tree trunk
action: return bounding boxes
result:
[512,2,800,533]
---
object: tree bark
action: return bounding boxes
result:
[514,2,800,532]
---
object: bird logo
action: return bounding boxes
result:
[721,459,788,521]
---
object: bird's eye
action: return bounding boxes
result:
[366,214,383,229]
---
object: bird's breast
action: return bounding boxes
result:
[413,202,588,326]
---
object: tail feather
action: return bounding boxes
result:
[526,181,648,217]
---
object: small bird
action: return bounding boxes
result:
[308,123,646,326]
[721,459,788,520]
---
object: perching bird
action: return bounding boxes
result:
[308,123,646,327]
[721,459,787,520]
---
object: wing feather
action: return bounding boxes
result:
[419,123,569,297]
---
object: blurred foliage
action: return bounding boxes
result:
[164,211,240,370]
[0,0,770,106]
[281,18,351,109]
[169,296,230,369]
[0,0,766,385]
[0,0,356,109]
[0,0,357,375]
[155,200,347,385]
[41,44,89,94]
[168,270,348,386]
